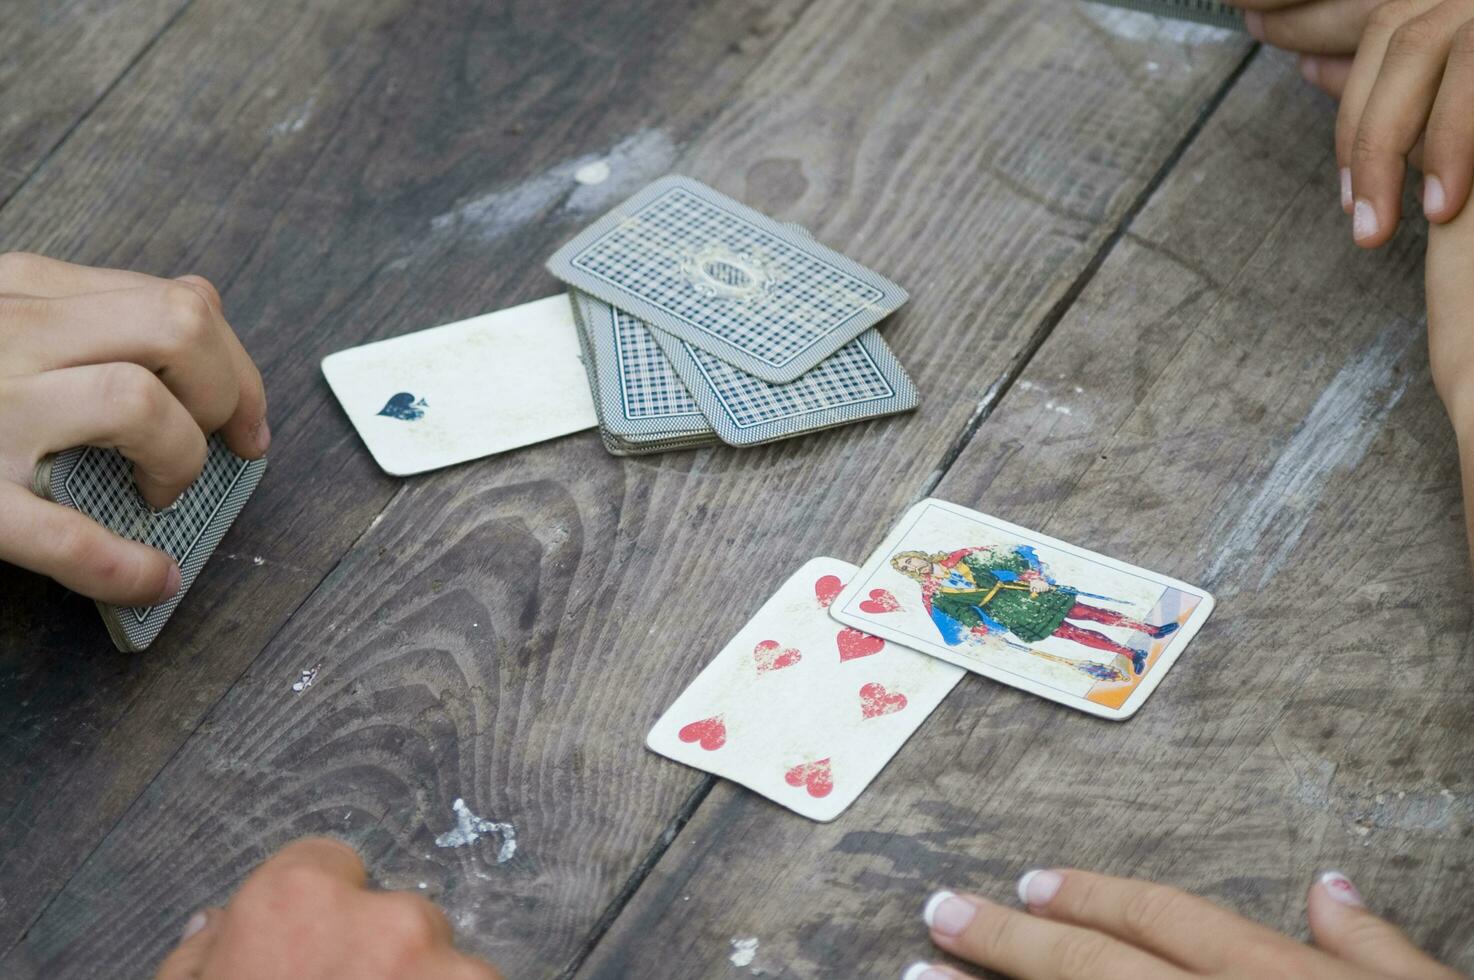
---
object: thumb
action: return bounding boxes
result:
[154,908,221,979]
[1307,872,1459,979]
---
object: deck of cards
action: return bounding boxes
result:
[648,498,1214,820]
[550,176,919,455]
[322,175,919,471]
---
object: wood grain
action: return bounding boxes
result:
[1,1,1251,976]
[0,0,818,960]
[0,0,193,206]
[577,50,1474,979]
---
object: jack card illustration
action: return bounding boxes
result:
[831,499,1214,720]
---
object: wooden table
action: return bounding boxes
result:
[3,2,1471,977]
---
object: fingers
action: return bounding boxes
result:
[252,836,369,888]
[0,251,158,298]
[154,908,221,980]
[1010,868,1296,972]
[1422,21,1474,222]
[1426,192,1474,415]
[8,365,209,508]
[1244,0,1385,55]
[1300,54,1355,97]
[0,483,180,605]
[1307,871,1464,978]
[176,276,270,460]
[920,889,1185,980]
[1346,1,1474,246]
[1,286,254,448]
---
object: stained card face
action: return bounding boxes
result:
[831,499,1214,720]
[321,295,598,476]
[547,176,908,383]
[646,558,964,821]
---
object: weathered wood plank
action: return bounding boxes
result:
[577,49,1474,979]
[0,0,819,958]
[0,0,192,206]
[1,2,1250,977]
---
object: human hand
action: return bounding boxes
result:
[1232,0,1384,55]
[904,868,1460,979]
[1272,1,1474,247]
[1028,577,1050,595]
[1427,185,1474,567]
[156,837,502,980]
[0,252,268,605]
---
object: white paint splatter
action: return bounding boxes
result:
[1043,401,1073,416]
[729,937,759,967]
[1206,326,1413,588]
[292,663,322,693]
[574,160,611,185]
[1077,4,1231,44]
[430,129,676,243]
[270,94,317,136]
[252,555,265,566]
[435,798,517,863]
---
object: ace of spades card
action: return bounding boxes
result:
[646,557,964,821]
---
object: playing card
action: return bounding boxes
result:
[646,557,964,821]
[547,176,908,383]
[649,325,919,447]
[321,296,598,476]
[1085,0,1243,29]
[830,499,1213,720]
[32,436,267,652]
[567,290,715,444]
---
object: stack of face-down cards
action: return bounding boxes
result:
[32,437,267,651]
[549,176,919,455]
[648,499,1214,820]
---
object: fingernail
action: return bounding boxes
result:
[161,563,183,601]
[181,910,208,941]
[1017,869,1064,907]
[923,890,976,936]
[252,416,271,455]
[1340,168,1353,211]
[901,963,947,980]
[1299,57,1319,86]
[1319,871,1364,907]
[1243,10,1264,39]
[1353,199,1379,241]
[1424,175,1447,217]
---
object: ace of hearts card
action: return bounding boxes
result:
[831,499,1214,720]
[646,557,964,821]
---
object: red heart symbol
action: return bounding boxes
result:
[753,639,802,673]
[859,588,901,614]
[678,716,726,751]
[859,682,907,719]
[836,627,885,662]
[814,574,844,609]
[784,758,833,798]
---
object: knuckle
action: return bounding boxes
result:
[376,894,446,951]
[177,274,221,309]
[1120,884,1185,936]
[1053,932,1111,980]
[250,862,341,909]
[1453,21,1474,57]
[157,283,216,352]
[1351,130,1384,166]
[99,363,166,423]
[1386,18,1440,59]
[1370,0,1418,33]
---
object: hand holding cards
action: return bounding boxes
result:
[648,500,1213,819]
